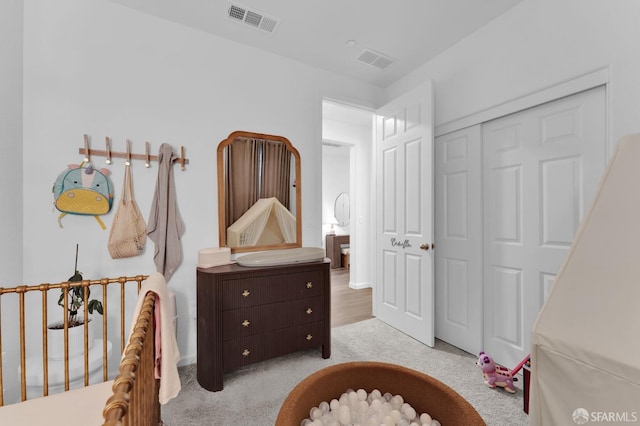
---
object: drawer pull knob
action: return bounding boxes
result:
[306,334,313,341]
[306,282,313,289]
[242,320,250,327]
[306,308,313,315]
[242,349,250,357]
[242,290,250,297]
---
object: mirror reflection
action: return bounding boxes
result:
[217,131,302,253]
[334,192,350,226]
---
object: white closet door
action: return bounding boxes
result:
[434,125,483,354]
[482,86,606,368]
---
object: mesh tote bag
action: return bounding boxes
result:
[108,164,147,259]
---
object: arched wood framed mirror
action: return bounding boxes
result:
[217,131,302,253]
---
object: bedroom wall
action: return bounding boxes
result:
[0,0,23,404]
[387,0,640,145]
[321,145,350,237]
[20,0,381,366]
[0,1,23,286]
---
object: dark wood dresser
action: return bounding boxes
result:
[196,259,331,391]
[325,234,350,268]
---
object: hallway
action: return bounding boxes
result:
[330,268,373,327]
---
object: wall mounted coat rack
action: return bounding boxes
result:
[78,134,189,170]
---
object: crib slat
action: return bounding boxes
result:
[102,279,109,382]
[18,287,26,402]
[120,281,126,354]
[62,284,70,392]
[0,292,4,406]
[83,284,90,387]
[41,288,49,397]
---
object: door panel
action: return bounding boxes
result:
[483,86,606,368]
[434,125,483,354]
[375,81,434,346]
[405,138,424,235]
[382,250,398,306]
[382,147,398,233]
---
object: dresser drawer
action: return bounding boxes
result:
[223,334,264,372]
[283,271,325,299]
[222,270,325,309]
[223,296,324,340]
[285,295,324,325]
[222,305,269,340]
[265,322,325,359]
[223,322,324,372]
[222,277,269,310]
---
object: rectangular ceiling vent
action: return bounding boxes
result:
[357,48,395,70]
[227,2,281,34]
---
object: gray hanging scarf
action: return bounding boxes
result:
[147,143,185,281]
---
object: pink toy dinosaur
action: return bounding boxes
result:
[476,351,517,393]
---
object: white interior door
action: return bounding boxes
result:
[483,86,606,368]
[375,81,434,346]
[434,125,483,354]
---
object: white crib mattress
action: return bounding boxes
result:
[237,247,325,267]
[0,380,113,425]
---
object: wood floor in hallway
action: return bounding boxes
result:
[330,267,373,327]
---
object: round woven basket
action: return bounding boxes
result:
[276,361,486,425]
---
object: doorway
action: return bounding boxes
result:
[321,99,374,290]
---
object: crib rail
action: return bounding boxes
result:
[0,275,147,406]
[102,291,159,425]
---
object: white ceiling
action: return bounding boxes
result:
[109,0,523,88]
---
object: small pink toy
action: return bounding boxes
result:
[476,351,517,393]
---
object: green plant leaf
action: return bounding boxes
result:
[68,271,83,282]
[88,299,103,315]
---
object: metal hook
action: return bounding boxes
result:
[125,139,131,166]
[83,134,90,162]
[105,136,112,164]
[145,141,151,168]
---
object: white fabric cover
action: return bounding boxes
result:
[529,134,640,424]
[227,197,296,247]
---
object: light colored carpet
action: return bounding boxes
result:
[161,318,529,425]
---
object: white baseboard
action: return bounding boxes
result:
[349,281,372,290]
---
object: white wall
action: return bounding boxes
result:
[19,0,381,367]
[321,145,350,236]
[0,0,23,404]
[387,0,640,145]
[0,0,23,285]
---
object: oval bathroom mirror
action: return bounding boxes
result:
[334,192,350,226]
[217,131,302,253]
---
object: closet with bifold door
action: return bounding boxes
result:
[435,85,607,369]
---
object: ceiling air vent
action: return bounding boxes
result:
[227,2,281,34]
[357,48,395,70]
